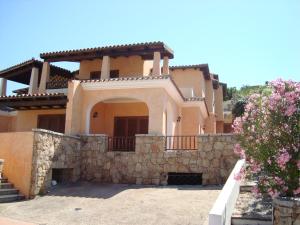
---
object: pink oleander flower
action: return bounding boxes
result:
[234,144,245,158]
[236,78,300,198]
[276,149,291,170]
[285,104,297,116]
[274,177,285,186]
[293,187,300,196]
[268,188,280,198]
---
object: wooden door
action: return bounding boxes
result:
[114,116,148,137]
[112,116,148,151]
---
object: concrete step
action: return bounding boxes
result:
[0,188,19,195]
[0,183,13,189]
[0,194,25,203]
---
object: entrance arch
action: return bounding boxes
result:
[87,97,149,136]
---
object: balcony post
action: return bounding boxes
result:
[152,51,161,76]
[38,62,50,93]
[162,56,169,75]
[28,67,39,94]
[101,56,110,79]
[0,78,7,96]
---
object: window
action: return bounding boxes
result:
[90,71,101,80]
[90,70,119,79]
[37,114,66,133]
[110,70,119,78]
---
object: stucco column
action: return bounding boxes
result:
[101,56,110,79]
[0,78,7,96]
[162,56,169,75]
[65,80,83,135]
[38,62,50,93]
[152,51,161,76]
[28,67,39,94]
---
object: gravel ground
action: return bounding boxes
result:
[0,182,221,225]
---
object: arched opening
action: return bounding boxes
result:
[89,98,149,151]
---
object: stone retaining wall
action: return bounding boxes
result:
[80,134,238,185]
[30,129,81,197]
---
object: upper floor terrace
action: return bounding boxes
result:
[0,42,226,135]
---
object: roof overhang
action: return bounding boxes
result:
[0,93,68,110]
[170,64,211,80]
[0,59,72,85]
[40,42,174,62]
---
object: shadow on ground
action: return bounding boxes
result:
[46,181,222,199]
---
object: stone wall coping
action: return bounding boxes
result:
[80,134,108,137]
[32,129,81,140]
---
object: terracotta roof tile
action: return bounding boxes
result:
[0,58,71,76]
[40,42,174,62]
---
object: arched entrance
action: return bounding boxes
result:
[89,98,149,151]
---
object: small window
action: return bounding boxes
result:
[110,70,119,78]
[90,71,101,79]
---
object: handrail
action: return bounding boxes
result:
[107,136,136,152]
[165,136,197,150]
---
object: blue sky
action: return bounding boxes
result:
[0,0,299,95]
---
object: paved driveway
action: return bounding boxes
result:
[0,182,221,225]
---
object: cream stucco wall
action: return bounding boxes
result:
[90,102,149,136]
[78,56,148,79]
[181,107,205,135]
[170,69,205,97]
[0,132,34,197]
[13,109,66,132]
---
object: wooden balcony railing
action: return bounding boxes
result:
[165,136,197,151]
[107,136,136,152]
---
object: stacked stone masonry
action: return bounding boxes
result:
[80,134,238,185]
[273,197,300,225]
[30,129,81,197]
[30,130,238,197]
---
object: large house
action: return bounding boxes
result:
[0,42,225,138]
[0,42,236,200]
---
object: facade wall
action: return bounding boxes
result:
[90,102,149,136]
[80,134,238,185]
[0,115,13,132]
[13,109,65,132]
[78,56,146,79]
[170,69,205,97]
[0,132,34,197]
